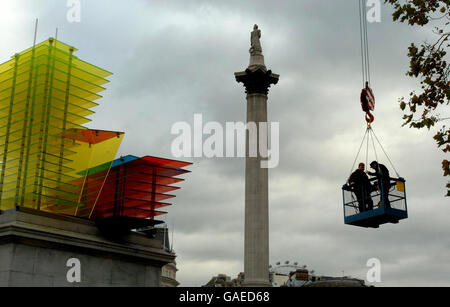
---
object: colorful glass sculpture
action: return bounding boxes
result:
[76,155,191,227]
[0,38,117,212]
[0,38,191,227]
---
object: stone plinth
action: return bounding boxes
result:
[0,207,174,287]
[249,53,265,70]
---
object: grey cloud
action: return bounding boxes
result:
[1,0,449,287]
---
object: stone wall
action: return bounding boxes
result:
[0,208,174,287]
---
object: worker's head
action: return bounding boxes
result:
[358,163,365,171]
[370,161,378,169]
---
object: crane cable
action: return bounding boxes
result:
[348,126,401,180]
[348,128,369,180]
[370,127,401,178]
[359,0,371,87]
[359,0,376,124]
[348,1,401,180]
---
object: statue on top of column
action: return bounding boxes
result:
[250,24,262,55]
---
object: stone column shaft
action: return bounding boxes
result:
[245,93,270,286]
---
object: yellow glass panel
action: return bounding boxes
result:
[397,181,405,192]
[65,132,124,178]
[17,39,79,58]
[0,38,116,215]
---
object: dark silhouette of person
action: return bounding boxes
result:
[348,163,374,213]
[368,161,391,209]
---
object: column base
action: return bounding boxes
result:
[243,280,272,287]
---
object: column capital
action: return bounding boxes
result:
[235,67,279,96]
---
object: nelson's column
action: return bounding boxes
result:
[235,25,279,287]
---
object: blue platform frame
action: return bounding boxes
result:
[342,178,408,228]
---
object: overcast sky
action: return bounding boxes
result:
[1,0,449,287]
